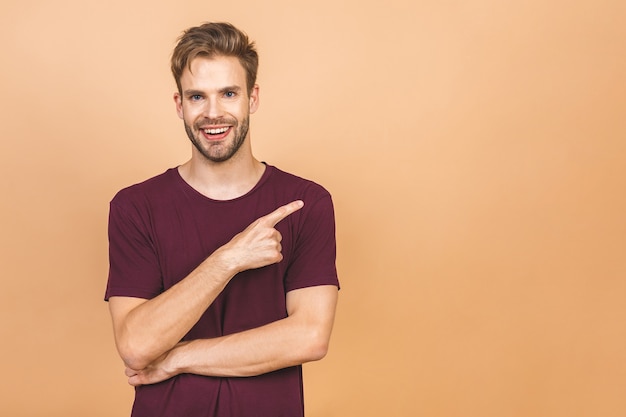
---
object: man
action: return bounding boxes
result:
[105,22,339,417]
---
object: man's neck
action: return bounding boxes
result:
[178,153,266,201]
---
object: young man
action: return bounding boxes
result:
[105,22,339,416]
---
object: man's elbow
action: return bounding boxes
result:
[117,339,156,371]
[302,329,331,362]
[122,355,152,372]
[307,342,329,362]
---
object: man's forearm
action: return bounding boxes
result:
[175,317,325,377]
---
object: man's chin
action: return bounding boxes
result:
[196,145,236,163]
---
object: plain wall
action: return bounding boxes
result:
[1,0,625,416]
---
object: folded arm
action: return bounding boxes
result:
[108,201,305,371]
[124,284,338,386]
[108,250,235,371]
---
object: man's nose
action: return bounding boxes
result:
[202,97,224,120]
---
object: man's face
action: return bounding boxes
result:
[174,55,259,163]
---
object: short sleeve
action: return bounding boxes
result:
[105,196,163,301]
[284,192,339,292]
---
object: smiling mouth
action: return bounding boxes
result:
[200,126,232,141]
[204,127,229,135]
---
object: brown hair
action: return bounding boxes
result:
[171,22,259,95]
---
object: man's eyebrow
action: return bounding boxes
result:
[219,85,242,94]
[183,86,242,97]
[183,89,205,97]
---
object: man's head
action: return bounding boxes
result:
[171,22,259,96]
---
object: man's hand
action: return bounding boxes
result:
[124,343,185,386]
[218,200,304,273]
[126,362,169,387]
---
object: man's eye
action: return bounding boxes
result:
[224,91,236,98]
[191,95,202,101]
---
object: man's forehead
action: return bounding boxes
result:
[180,56,246,89]
[186,56,244,76]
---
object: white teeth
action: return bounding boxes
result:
[204,127,229,135]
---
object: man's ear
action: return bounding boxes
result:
[249,84,260,114]
[174,92,184,119]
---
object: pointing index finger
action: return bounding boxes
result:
[264,200,304,227]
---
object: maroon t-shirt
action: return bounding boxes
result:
[105,164,339,417]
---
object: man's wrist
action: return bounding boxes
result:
[165,341,192,376]
[206,245,241,277]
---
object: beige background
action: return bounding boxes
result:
[1,0,625,416]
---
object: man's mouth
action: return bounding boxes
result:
[200,126,232,140]
[204,127,229,135]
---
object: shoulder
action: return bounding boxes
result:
[262,165,335,232]
[265,165,332,203]
[111,168,180,209]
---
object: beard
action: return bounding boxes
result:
[184,115,250,163]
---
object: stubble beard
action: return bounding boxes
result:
[184,115,250,163]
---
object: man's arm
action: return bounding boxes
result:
[124,284,338,386]
[108,200,304,371]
